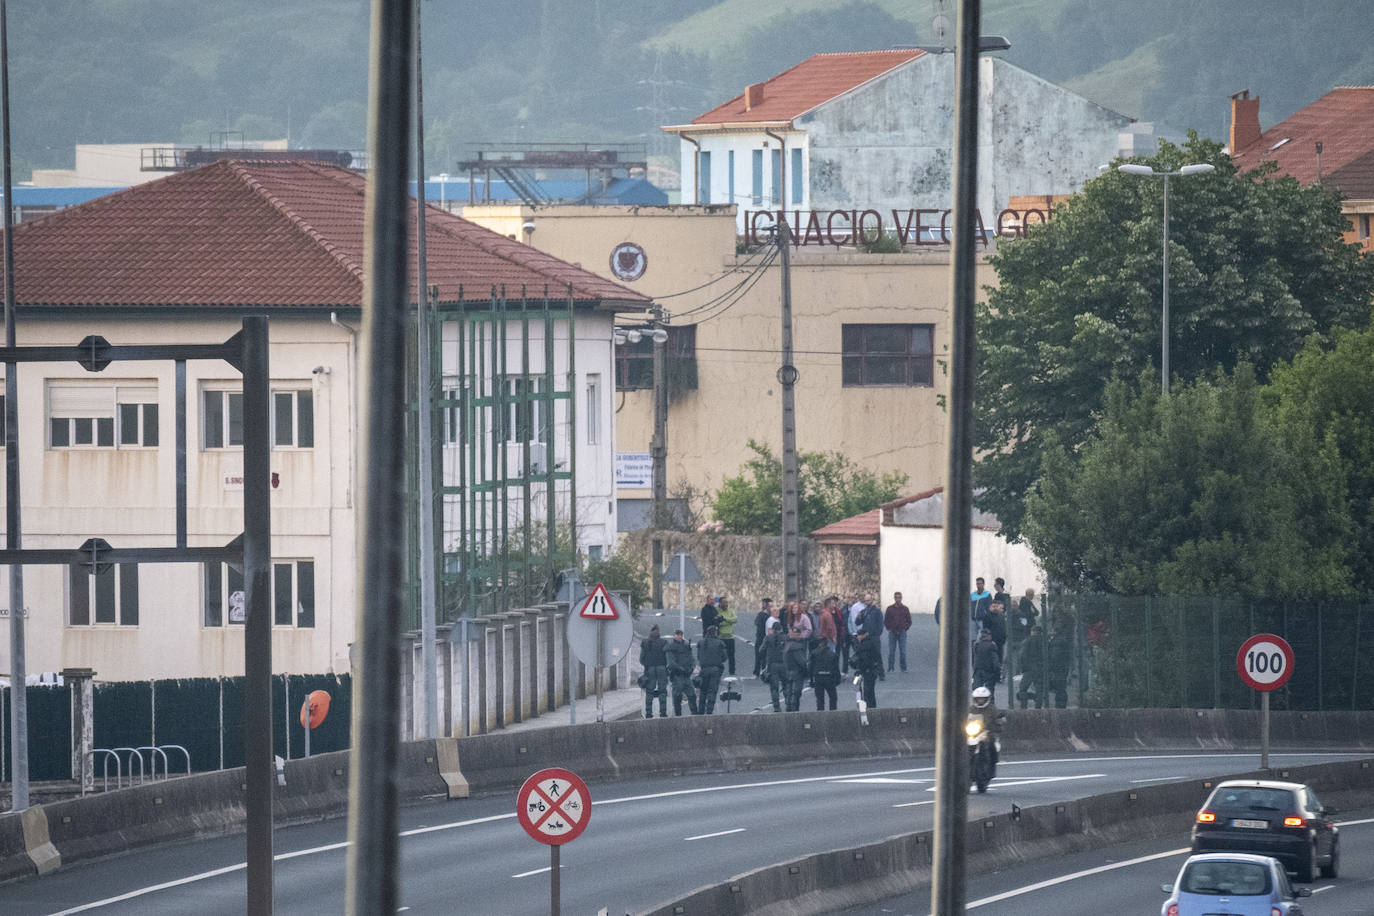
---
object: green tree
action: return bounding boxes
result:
[976,134,1374,540]
[1023,367,1352,598]
[1264,326,1374,587]
[710,439,907,535]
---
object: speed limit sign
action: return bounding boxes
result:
[1236,633,1294,692]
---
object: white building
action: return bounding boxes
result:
[664,49,1134,234]
[0,158,648,681]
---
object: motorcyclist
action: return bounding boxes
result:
[967,686,1006,769]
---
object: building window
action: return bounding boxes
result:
[503,376,547,443]
[771,148,781,206]
[273,390,314,448]
[205,559,314,627]
[586,374,600,445]
[751,150,763,206]
[49,381,158,449]
[841,324,934,387]
[69,562,139,626]
[791,148,803,205]
[441,380,464,446]
[615,326,697,391]
[204,385,312,449]
[728,150,735,205]
[1361,214,1371,240]
[698,150,711,204]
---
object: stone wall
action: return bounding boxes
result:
[620,530,881,607]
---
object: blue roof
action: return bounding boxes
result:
[412,177,667,207]
[10,186,126,207]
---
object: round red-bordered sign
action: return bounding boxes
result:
[516,767,591,846]
[1236,633,1294,692]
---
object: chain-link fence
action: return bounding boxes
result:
[1023,594,1374,710]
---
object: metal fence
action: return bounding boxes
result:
[1031,594,1374,711]
[2,674,352,783]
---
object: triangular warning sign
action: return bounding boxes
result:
[578,583,618,619]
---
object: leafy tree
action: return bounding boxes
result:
[1023,367,1352,598]
[1264,326,1374,587]
[710,439,907,535]
[976,134,1374,540]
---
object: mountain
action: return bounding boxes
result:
[9,0,1372,184]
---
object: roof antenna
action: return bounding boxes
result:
[931,0,950,50]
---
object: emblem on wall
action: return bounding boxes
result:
[609,241,648,282]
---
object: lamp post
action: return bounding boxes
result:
[1117,162,1214,394]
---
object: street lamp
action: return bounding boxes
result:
[1117,162,1215,393]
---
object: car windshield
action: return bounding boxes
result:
[1181,861,1272,896]
[1210,787,1292,811]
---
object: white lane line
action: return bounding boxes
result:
[685,828,746,841]
[48,754,1371,914]
[923,773,1105,792]
[1131,776,1185,783]
[893,800,936,809]
[964,847,1189,908]
[511,866,561,878]
[833,777,933,785]
[957,814,1374,908]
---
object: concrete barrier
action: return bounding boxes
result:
[4,708,1373,886]
[638,758,1374,916]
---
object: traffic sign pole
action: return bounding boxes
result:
[550,844,560,916]
[1236,633,1294,772]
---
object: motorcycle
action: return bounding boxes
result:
[966,713,997,793]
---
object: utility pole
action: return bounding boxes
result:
[650,308,668,611]
[778,221,800,602]
[1,0,29,814]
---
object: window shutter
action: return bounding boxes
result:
[49,383,114,418]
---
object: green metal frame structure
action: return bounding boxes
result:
[405,286,579,629]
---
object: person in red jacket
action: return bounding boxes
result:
[884,591,912,672]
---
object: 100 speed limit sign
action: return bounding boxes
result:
[1236,633,1294,692]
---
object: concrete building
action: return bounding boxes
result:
[1228,87,1374,252]
[663,49,1133,233]
[458,203,998,525]
[0,159,647,681]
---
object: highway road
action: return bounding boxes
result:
[845,807,1374,915]
[3,749,1367,915]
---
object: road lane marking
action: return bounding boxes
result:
[45,753,1367,913]
[833,777,933,785]
[893,800,936,809]
[1131,776,1185,783]
[957,815,1374,908]
[923,773,1105,792]
[685,828,746,841]
[964,847,1189,908]
[511,866,562,878]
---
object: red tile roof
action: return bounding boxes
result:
[1328,149,1374,200]
[1231,87,1374,191]
[8,159,650,310]
[684,49,925,127]
[811,508,881,545]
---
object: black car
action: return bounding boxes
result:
[1191,779,1339,882]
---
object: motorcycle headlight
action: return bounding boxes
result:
[965,720,983,738]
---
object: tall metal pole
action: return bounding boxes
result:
[0,0,27,814]
[347,0,412,912]
[651,313,668,611]
[778,221,800,603]
[1160,173,1171,395]
[931,1,980,912]
[242,317,274,913]
[413,0,438,741]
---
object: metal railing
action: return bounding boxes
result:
[81,744,192,795]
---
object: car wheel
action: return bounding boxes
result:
[1295,843,1317,883]
[1320,836,1339,879]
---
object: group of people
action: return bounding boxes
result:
[751,593,895,712]
[637,624,730,717]
[968,576,1073,709]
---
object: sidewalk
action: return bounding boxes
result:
[496,609,1072,733]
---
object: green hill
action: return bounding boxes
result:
[8,0,1371,182]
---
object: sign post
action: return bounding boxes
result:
[1236,633,1294,769]
[517,767,592,916]
[565,583,632,723]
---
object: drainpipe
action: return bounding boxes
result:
[681,133,701,204]
[765,128,788,241]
